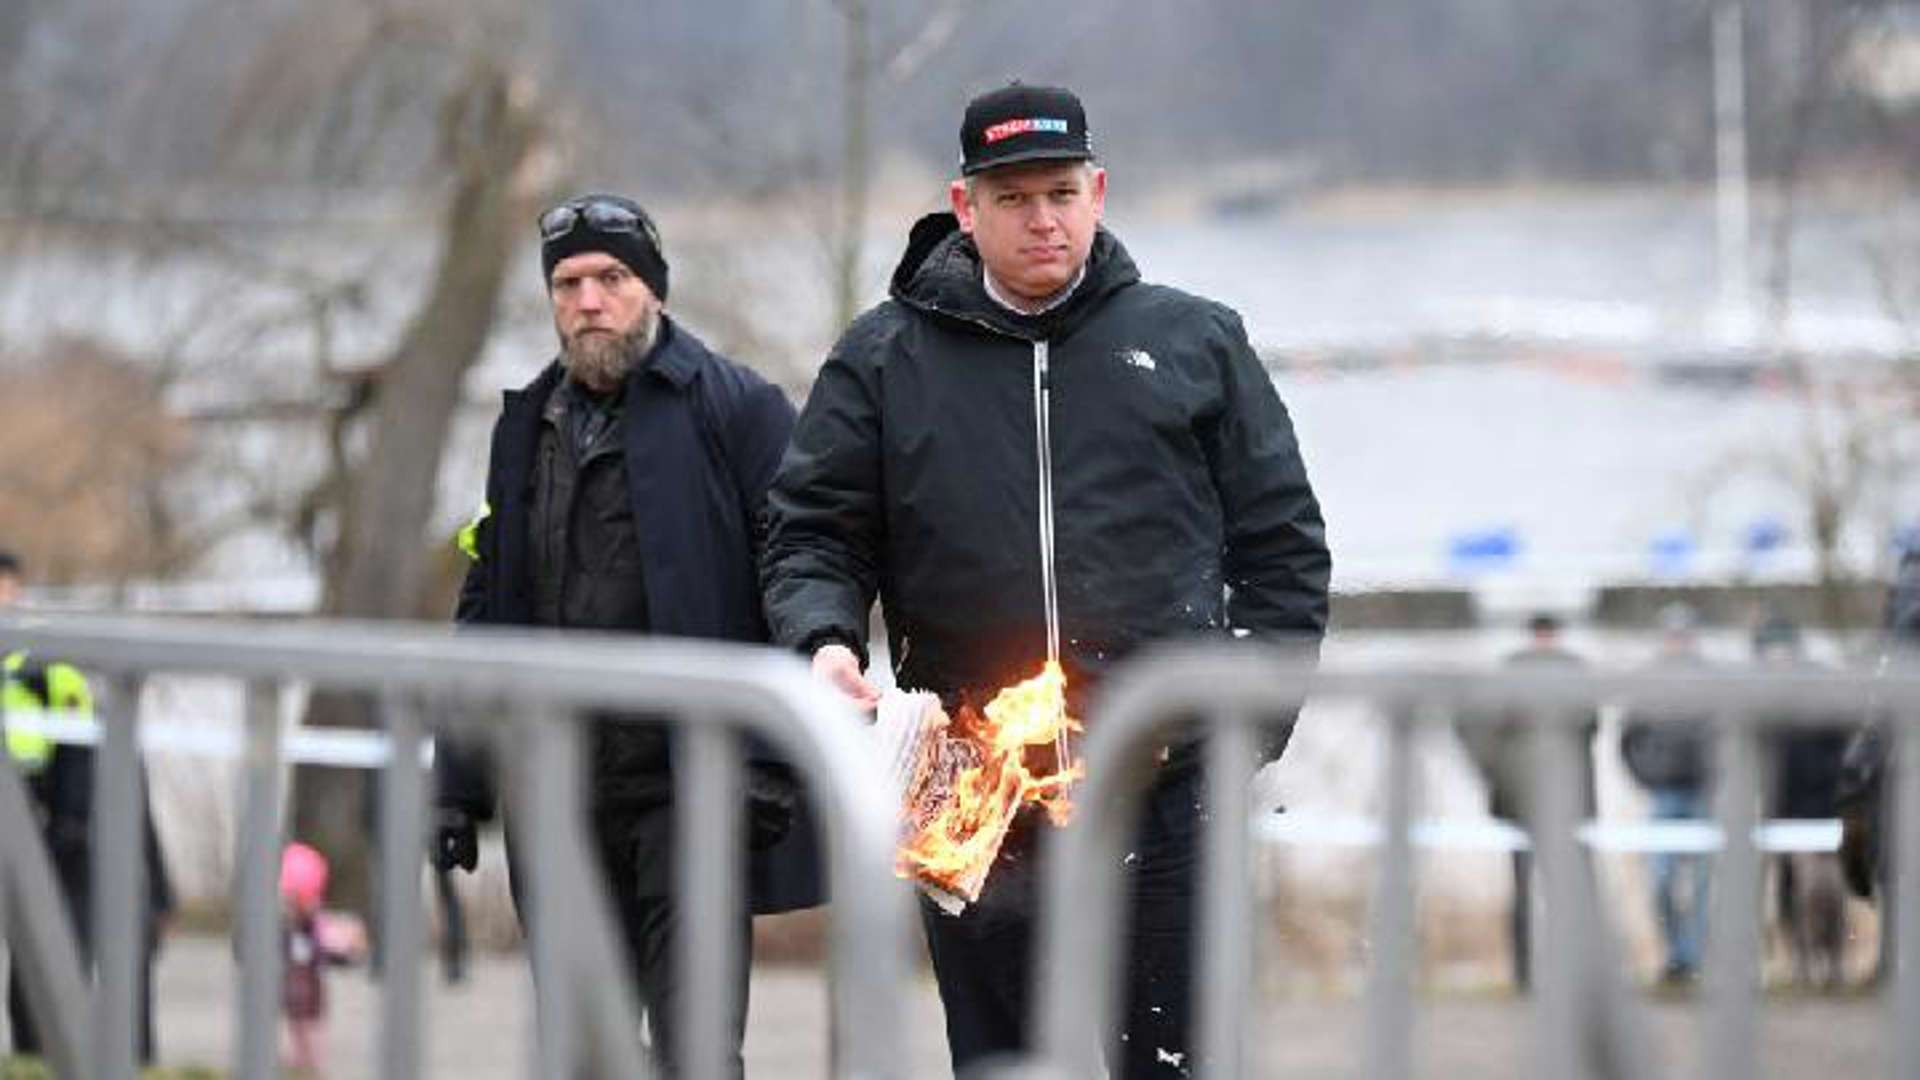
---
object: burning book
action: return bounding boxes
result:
[871,662,1081,914]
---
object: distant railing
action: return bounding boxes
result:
[1019,647,1920,1080]
[4,617,1916,1079]
[0,614,907,1080]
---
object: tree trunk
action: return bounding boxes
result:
[292,63,542,914]
[831,0,871,336]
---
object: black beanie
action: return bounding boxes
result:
[539,194,670,302]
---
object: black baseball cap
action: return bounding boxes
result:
[959,83,1095,176]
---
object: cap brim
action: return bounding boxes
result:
[961,147,1095,176]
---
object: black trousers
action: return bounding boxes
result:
[919,769,1201,1078]
[514,808,752,1078]
[431,865,468,982]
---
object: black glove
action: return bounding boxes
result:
[431,807,479,873]
[744,763,798,852]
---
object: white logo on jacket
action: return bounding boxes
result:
[1118,348,1156,372]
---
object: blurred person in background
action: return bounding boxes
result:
[1836,545,1920,979]
[279,842,364,1073]
[1755,615,1854,989]
[429,196,818,1075]
[1457,612,1598,991]
[0,549,174,1063]
[763,83,1329,1077]
[1619,602,1714,985]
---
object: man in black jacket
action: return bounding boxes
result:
[430,196,817,1075]
[762,85,1330,1077]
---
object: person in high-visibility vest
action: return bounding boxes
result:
[1,550,174,1063]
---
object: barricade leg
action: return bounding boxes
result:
[1528,708,1654,1080]
[1705,712,1762,1080]
[0,741,89,1076]
[233,679,284,1079]
[1892,719,1920,1080]
[510,704,652,1079]
[377,694,427,1080]
[676,715,743,1080]
[92,673,146,1080]
[1362,702,1417,1080]
[1196,710,1256,1078]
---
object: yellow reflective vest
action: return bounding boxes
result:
[2,650,92,774]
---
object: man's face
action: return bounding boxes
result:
[950,161,1106,304]
[550,251,662,391]
[0,572,20,609]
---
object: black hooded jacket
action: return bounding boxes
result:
[762,214,1329,714]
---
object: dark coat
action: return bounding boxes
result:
[1837,548,1920,893]
[1763,656,1857,821]
[438,317,821,914]
[1620,653,1714,791]
[762,214,1329,720]
[1458,644,1599,821]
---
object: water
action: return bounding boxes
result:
[5,186,1916,594]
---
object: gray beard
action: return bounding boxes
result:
[560,310,659,391]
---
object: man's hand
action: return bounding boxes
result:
[431,807,479,873]
[812,643,880,711]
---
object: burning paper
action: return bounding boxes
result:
[871,662,1081,913]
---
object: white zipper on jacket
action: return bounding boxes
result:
[1031,339,1071,771]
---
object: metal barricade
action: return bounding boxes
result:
[5,618,1916,1079]
[0,614,910,1080]
[1021,644,1920,1080]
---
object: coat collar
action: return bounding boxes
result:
[639,315,701,389]
[887,212,1139,342]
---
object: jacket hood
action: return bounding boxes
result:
[887,211,1140,341]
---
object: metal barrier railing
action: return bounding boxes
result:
[5,617,1917,1079]
[0,614,908,1080]
[1023,645,1920,1080]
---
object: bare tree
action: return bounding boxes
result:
[1737,0,1920,626]
[0,339,192,585]
[184,0,558,907]
[820,0,975,335]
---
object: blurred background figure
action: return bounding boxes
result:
[0,549,174,1064]
[1837,545,1920,981]
[1458,612,1597,990]
[1755,615,1854,990]
[1620,602,1715,985]
[280,841,353,1074]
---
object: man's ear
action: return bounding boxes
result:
[949,179,975,233]
[1090,167,1108,223]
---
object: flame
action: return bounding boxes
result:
[895,661,1082,898]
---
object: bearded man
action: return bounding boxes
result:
[431,194,817,1075]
